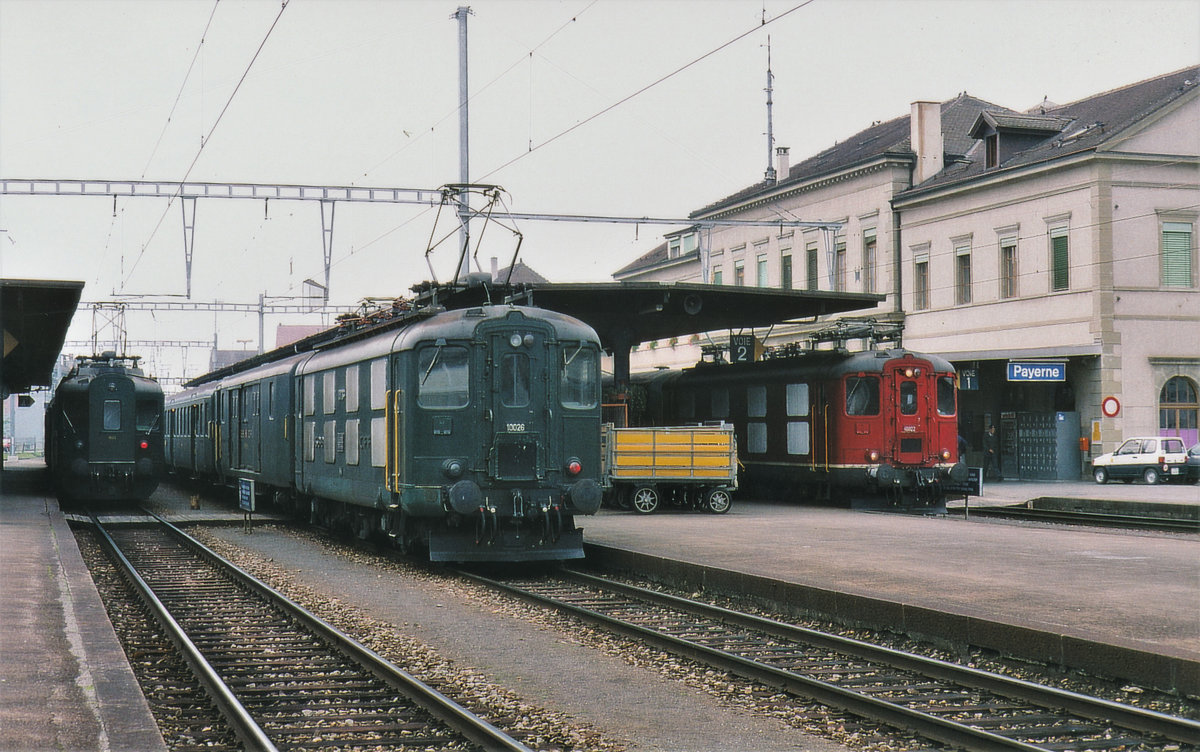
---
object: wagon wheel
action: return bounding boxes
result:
[704,487,732,514]
[630,486,659,514]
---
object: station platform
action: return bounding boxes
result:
[0,460,166,752]
[581,478,1200,694]
[2,460,1196,752]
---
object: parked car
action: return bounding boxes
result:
[1092,436,1189,484]
[1187,443,1200,485]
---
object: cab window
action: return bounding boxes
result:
[560,346,597,409]
[846,376,880,416]
[103,400,122,431]
[937,376,956,416]
[899,381,918,415]
[500,353,530,407]
[417,345,470,408]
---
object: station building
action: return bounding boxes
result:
[612,66,1200,479]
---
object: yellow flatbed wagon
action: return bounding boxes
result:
[601,424,738,514]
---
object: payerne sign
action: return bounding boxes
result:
[1007,361,1066,382]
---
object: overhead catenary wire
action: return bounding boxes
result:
[121,0,290,293]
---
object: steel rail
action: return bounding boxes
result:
[89,512,279,752]
[565,570,1200,745]
[460,568,1200,751]
[142,510,533,752]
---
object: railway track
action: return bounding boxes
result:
[89,511,530,752]
[956,505,1200,533]
[462,568,1200,752]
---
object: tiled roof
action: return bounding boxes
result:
[689,93,1012,218]
[613,240,672,278]
[908,65,1200,194]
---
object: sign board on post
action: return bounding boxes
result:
[238,478,256,512]
[1006,361,1066,382]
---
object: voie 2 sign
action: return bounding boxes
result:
[1007,361,1067,382]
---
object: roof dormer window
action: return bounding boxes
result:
[985,134,999,168]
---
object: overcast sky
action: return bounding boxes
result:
[1,0,1197,380]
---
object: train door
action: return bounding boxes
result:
[229,389,241,470]
[90,376,134,463]
[886,360,928,466]
[241,384,261,472]
[386,356,405,492]
[488,330,545,482]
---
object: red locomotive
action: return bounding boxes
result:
[631,347,969,509]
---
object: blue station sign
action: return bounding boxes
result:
[1007,361,1066,382]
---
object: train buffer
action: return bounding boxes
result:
[600,424,739,514]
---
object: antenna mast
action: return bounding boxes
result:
[452,6,473,282]
[764,35,776,183]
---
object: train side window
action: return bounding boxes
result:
[345,365,359,412]
[345,419,359,465]
[560,346,597,409]
[370,359,387,410]
[711,388,729,419]
[747,386,767,418]
[324,420,336,463]
[787,421,810,455]
[899,381,918,415]
[304,421,316,462]
[748,422,767,453]
[501,353,530,407]
[103,400,121,431]
[786,383,809,417]
[846,377,880,416]
[937,376,956,416]
[371,417,386,467]
[304,377,316,416]
[323,372,336,414]
[678,391,695,422]
[418,345,470,408]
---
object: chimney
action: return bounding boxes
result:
[775,146,790,184]
[910,101,943,184]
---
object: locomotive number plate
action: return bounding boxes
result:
[506,423,526,432]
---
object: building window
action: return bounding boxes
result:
[1050,227,1069,291]
[668,237,681,258]
[712,268,723,285]
[862,228,877,293]
[682,233,698,254]
[756,255,769,287]
[780,254,792,290]
[1162,221,1194,287]
[955,242,972,305]
[985,133,999,168]
[733,260,745,286]
[1160,376,1198,445]
[1000,236,1018,299]
[834,236,847,292]
[806,241,818,291]
[914,252,930,310]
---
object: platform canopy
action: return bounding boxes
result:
[433,280,885,386]
[1,278,84,395]
[439,281,884,350]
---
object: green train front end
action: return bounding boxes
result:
[293,305,603,561]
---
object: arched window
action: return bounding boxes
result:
[1159,376,1198,446]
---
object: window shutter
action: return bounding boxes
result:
[1162,223,1193,287]
[1051,232,1069,291]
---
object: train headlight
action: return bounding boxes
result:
[442,459,464,478]
[75,440,84,450]
[867,450,880,462]
[509,333,523,348]
[566,457,583,476]
[941,449,952,461]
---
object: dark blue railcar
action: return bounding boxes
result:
[45,352,164,502]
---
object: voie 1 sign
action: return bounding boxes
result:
[1007,361,1066,382]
